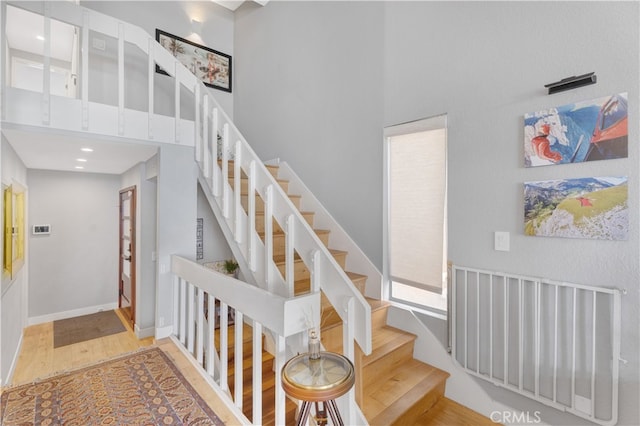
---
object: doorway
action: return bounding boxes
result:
[119,186,136,328]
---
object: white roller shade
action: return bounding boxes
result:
[389,128,446,294]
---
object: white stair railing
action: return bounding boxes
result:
[171,255,320,425]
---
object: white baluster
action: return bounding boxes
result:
[311,250,321,293]
[179,278,186,345]
[206,293,215,377]
[147,39,154,139]
[187,282,195,354]
[42,2,51,125]
[222,124,230,217]
[220,302,229,392]
[194,84,201,162]
[172,274,179,336]
[234,142,242,242]
[274,335,286,426]
[252,321,263,423]
[248,161,257,271]
[264,185,274,292]
[212,108,219,192]
[118,23,124,135]
[202,95,210,178]
[81,11,89,130]
[285,215,295,296]
[196,287,204,365]
[234,311,244,410]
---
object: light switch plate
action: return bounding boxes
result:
[494,231,510,251]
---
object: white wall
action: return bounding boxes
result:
[234,2,639,425]
[0,135,28,385]
[121,160,157,338]
[82,0,235,118]
[28,169,120,321]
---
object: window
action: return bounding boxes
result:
[384,115,448,313]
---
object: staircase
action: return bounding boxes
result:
[228,160,451,425]
[2,2,453,423]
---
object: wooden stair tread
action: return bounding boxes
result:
[257,228,329,238]
[360,325,417,367]
[413,397,496,425]
[365,361,450,425]
[273,248,346,265]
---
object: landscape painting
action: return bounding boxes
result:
[524,177,628,240]
[524,93,628,167]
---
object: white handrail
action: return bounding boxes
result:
[171,255,320,424]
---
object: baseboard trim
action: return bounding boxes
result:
[5,331,24,386]
[28,302,119,326]
[155,325,173,339]
[135,324,155,339]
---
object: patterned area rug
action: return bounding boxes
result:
[0,347,224,425]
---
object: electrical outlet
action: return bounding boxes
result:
[494,231,510,251]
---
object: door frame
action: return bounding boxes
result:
[118,185,137,327]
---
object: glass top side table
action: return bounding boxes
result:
[282,351,355,426]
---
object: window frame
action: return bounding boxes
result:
[383,114,448,315]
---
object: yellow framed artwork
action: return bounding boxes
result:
[3,184,25,278]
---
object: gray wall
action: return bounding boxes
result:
[28,170,120,318]
[0,136,28,385]
[234,1,639,425]
[234,0,385,267]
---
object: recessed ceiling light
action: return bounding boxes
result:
[76,158,87,162]
[36,35,45,41]
[75,166,84,170]
[81,147,93,152]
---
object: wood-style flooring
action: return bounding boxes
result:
[6,309,243,425]
[7,309,494,425]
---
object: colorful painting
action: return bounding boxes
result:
[524,177,628,240]
[524,93,628,167]
[156,29,232,93]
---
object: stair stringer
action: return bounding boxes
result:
[385,305,518,422]
[198,173,311,359]
[273,160,383,300]
[198,174,287,296]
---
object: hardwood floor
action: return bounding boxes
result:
[8,309,495,426]
[6,309,243,425]
[10,309,153,385]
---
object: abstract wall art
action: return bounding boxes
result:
[524,93,628,167]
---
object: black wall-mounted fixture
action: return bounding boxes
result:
[544,72,597,94]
